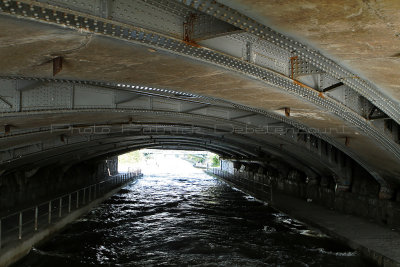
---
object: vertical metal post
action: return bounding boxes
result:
[76,191,79,208]
[48,201,52,224]
[68,194,71,213]
[83,188,86,204]
[270,183,273,204]
[58,197,62,218]
[94,184,97,199]
[18,212,22,240]
[34,206,38,231]
[89,186,92,201]
[59,197,62,218]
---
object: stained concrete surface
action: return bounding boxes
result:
[218,0,400,102]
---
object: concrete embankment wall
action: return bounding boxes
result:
[218,160,400,230]
[0,157,118,214]
[212,160,400,266]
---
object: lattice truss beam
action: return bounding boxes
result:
[0,0,399,196]
[0,77,393,197]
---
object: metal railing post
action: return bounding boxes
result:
[76,191,79,208]
[34,206,38,231]
[0,174,145,248]
[18,212,22,240]
[68,194,71,213]
[48,201,52,224]
[59,198,62,218]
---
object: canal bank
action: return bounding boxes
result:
[209,170,400,267]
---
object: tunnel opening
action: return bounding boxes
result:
[117,149,220,175]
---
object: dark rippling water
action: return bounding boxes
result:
[15,160,373,267]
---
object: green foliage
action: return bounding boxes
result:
[118,150,143,164]
[185,153,220,167]
[211,154,220,167]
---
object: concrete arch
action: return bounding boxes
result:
[0,0,398,196]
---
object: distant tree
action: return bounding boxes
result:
[211,154,220,167]
[118,150,143,164]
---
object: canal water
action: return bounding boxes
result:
[15,157,373,266]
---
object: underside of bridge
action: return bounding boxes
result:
[0,0,400,226]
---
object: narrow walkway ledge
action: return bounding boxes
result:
[272,193,400,267]
[0,175,138,267]
[213,173,400,267]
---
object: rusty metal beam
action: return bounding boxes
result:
[52,57,63,76]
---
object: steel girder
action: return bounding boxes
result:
[0,109,367,195]
[0,77,392,191]
[0,1,398,195]
[0,0,397,161]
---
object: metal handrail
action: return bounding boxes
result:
[0,170,142,250]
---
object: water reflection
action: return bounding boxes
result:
[15,157,373,266]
